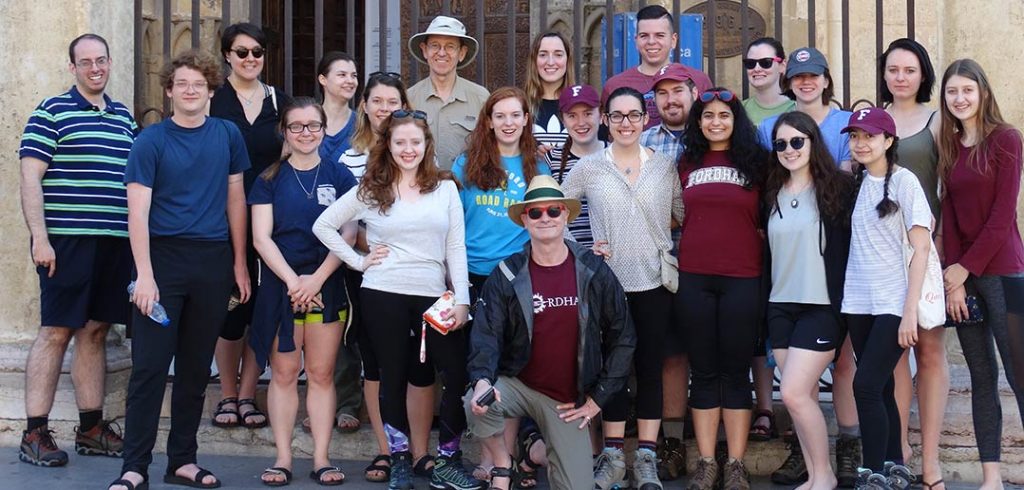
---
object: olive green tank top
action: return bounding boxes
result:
[898,111,941,220]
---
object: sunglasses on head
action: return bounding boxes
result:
[525,204,565,220]
[369,71,402,80]
[699,90,735,103]
[391,109,427,120]
[231,47,265,59]
[772,136,808,152]
[742,57,782,70]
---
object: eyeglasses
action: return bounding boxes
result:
[606,111,645,124]
[286,122,325,134]
[426,43,460,55]
[772,136,808,152]
[742,57,782,70]
[75,57,109,69]
[525,204,566,220]
[231,47,265,59]
[392,109,427,120]
[369,71,402,80]
[172,80,209,91]
[699,90,735,103]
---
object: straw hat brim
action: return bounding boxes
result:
[408,32,479,69]
[508,197,582,228]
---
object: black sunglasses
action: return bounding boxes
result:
[525,204,565,220]
[772,137,808,152]
[392,109,427,120]
[231,47,265,59]
[369,71,402,80]
[742,57,782,70]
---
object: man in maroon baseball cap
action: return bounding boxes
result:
[640,63,711,162]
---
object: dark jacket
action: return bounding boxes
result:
[466,240,636,409]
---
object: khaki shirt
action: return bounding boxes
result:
[408,75,489,170]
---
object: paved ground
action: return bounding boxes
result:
[4,446,995,490]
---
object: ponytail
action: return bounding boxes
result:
[874,137,901,218]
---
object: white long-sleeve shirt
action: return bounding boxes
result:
[313,179,470,305]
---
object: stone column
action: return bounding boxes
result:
[0,0,135,443]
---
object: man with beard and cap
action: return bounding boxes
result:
[640,62,712,161]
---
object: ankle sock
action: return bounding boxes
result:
[27,416,48,432]
[437,437,460,458]
[79,409,102,432]
[604,437,625,450]
[638,439,657,452]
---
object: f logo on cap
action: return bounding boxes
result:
[857,109,871,120]
[660,65,669,76]
[795,50,810,62]
[571,85,582,97]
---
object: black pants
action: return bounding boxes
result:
[604,286,674,421]
[846,314,906,472]
[121,238,233,478]
[361,288,468,450]
[958,274,1024,462]
[678,272,761,410]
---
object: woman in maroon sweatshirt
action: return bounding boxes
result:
[938,58,1024,490]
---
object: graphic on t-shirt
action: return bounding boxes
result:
[475,170,527,218]
[316,185,336,206]
[533,114,567,142]
[533,292,579,314]
[685,166,749,188]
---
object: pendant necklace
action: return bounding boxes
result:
[238,82,262,106]
[788,181,812,209]
[293,163,321,199]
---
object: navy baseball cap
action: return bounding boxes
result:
[786,47,829,77]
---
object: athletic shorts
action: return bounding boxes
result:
[766,302,843,352]
[37,235,132,328]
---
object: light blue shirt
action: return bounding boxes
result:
[452,153,552,276]
[758,108,852,166]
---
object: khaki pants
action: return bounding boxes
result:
[464,376,594,490]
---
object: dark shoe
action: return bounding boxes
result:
[430,451,486,490]
[685,457,719,490]
[770,440,808,485]
[309,466,345,486]
[211,397,239,428]
[19,426,68,467]
[514,428,543,489]
[260,467,292,487]
[76,419,124,457]
[656,437,686,481]
[489,467,512,490]
[238,398,268,429]
[163,466,221,488]
[108,476,149,490]
[721,458,751,490]
[389,451,415,490]
[837,435,863,488]
[748,409,777,441]
[413,453,436,478]
[855,467,895,490]
[883,462,915,490]
[364,454,392,482]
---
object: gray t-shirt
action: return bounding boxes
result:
[768,185,830,304]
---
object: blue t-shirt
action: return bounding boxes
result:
[452,153,552,276]
[248,160,357,268]
[125,117,251,240]
[318,116,356,165]
[758,108,853,166]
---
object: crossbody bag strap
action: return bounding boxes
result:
[602,147,667,252]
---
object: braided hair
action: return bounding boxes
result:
[853,135,901,218]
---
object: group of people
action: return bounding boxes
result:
[16,4,1024,490]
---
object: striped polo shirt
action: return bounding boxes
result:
[19,86,137,237]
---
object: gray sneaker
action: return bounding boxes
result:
[594,448,628,490]
[632,448,663,490]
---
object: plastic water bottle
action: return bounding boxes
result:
[127,281,171,327]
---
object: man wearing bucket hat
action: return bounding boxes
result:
[408,15,490,170]
[465,175,636,490]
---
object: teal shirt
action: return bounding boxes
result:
[452,153,552,276]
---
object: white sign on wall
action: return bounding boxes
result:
[364,0,402,79]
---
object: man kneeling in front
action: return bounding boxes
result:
[465,175,636,490]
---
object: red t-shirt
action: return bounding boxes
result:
[677,151,763,277]
[517,252,580,404]
[942,127,1024,276]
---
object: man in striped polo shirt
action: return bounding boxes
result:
[18,33,136,468]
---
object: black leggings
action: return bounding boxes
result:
[957,274,1024,462]
[846,314,906,472]
[604,286,674,421]
[678,272,761,410]
[361,288,468,450]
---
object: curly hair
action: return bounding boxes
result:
[159,49,223,92]
[358,114,450,214]
[763,111,853,222]
[461,87,540,191]
[680,87,767,188]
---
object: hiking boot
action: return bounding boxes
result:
[685,457,719,490]
[883,461,915,490]
[656,437,686,480]
[390,451,415,490]
[836,434,863,488]
[19,426,68,467]
[771,440,808,485]
[632,448,663,490]
[593,447,628,490]
[75,420,123,457]
[430,451,485,490]
[721,458,751,490]
[855,467,895,490]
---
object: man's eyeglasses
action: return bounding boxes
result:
[699,90,736,103]
[392,109,427,120]
[286,122,325,134]
[606,111,645,124]
[772,136,808,152]
[231,47,265,59]
[75,57,109,69]
[742,57,782,70]
[172,80,209,91]
[525,204,566,220]
[426,43,460,55]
